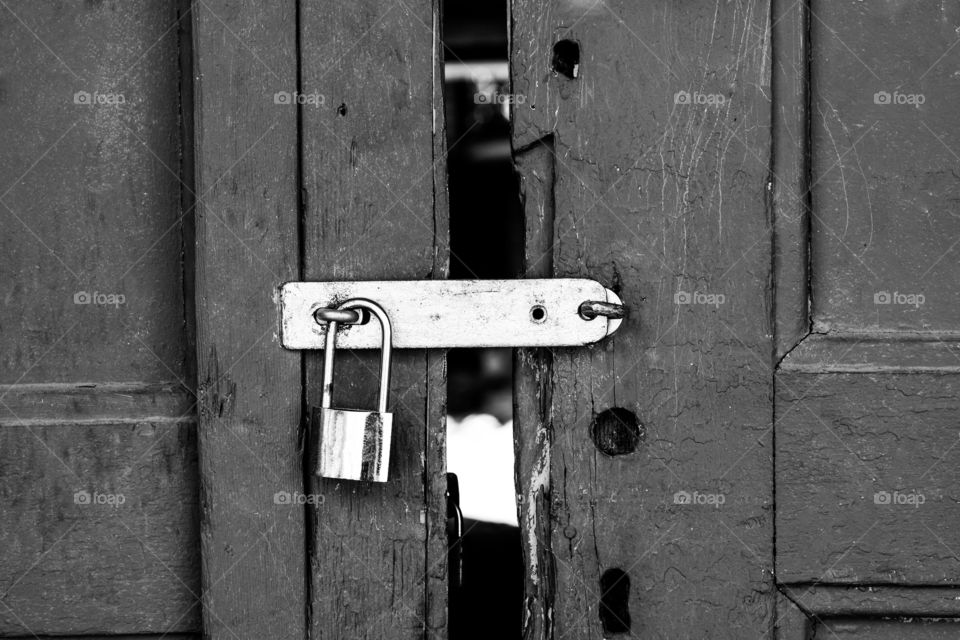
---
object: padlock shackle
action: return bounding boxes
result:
[320,298,392,413]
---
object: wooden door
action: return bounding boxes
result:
[4,1,960,639]
[192,0,449,638]
[773,0,960,636]
[1,0,447,638]
[0,1,199,636]
[510,0,960,638]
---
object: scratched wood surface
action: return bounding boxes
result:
[816,620,960,639]
[771,0,960,628]
[299,0,449,637]
[193,1,305,638]
[808,0,960,333]
[777,370,960,584]
[0,0,198,635]
[511,1,774,637]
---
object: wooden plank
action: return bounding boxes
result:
[0,382,194,426]
[774,592,811,640]
[776,372,960,584]
[771,0,810,359]
[783,585,960,617]
[0,636,196,640]
[280,279,621,349]
[0,0,199,635]
[192,2,305,638]
[778,585,960,639]
[0,422,199,635]
[0,0,188,385]
[514,139,556,640]
[511,1,775,637]
[809,0,960,333]
[780,334,960,373]
[817,619,960,640]
[299,0,449,636]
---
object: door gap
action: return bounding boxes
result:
[442,1,525,637]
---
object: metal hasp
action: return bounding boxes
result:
[280,279,625,349]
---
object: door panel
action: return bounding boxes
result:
[778,586,960,640]
[0,1,198,635]
[773,0,960,632]
[193,2,306,638]
[299,0,449,637]
[511,1,775,637]
[777,362,960,584]
[820,619,960,639]
[809,0,960,333]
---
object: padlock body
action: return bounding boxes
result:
[313,407,392,482]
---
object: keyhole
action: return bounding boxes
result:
[530,305,547,323]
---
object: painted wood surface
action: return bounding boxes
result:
[774,0,960,598]
[0,0,198,635]
[299,0,449,636]
[818,619,960,639]
[777,585,960,639]
[783,585,960,617]
[771,0,810,360]
[511,1,775,637]
[0,421,199,635]
[777,371,960,584]
[808,0,960,333]
[192,1,305,638]
[0,0,189,384]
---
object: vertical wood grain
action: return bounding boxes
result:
[193,2,305,638]
[514,138,557,640]
[299,0,449,637]
[511,1,775,637]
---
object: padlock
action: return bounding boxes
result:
[312,298,393,482]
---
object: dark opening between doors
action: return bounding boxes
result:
[442,1,524,638]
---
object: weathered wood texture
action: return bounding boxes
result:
[0,0,189,383]
[0,0,198,635]
[809,0,960,333]
[1,637,196,640]
[774,0,960,596]
[511,1,774,637]
[778,586,960,638]
[780,334,960,374]
[771,0,810,358]
[776,370,960,585]
[299,0,449,637]
[0,420,199,635]
[817,619,960,639]
[193,1,305,638]
[774,594,810,640]
[514,139,556,640]
[783,585,960,617]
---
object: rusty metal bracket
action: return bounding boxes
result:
[279,279,625,349]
